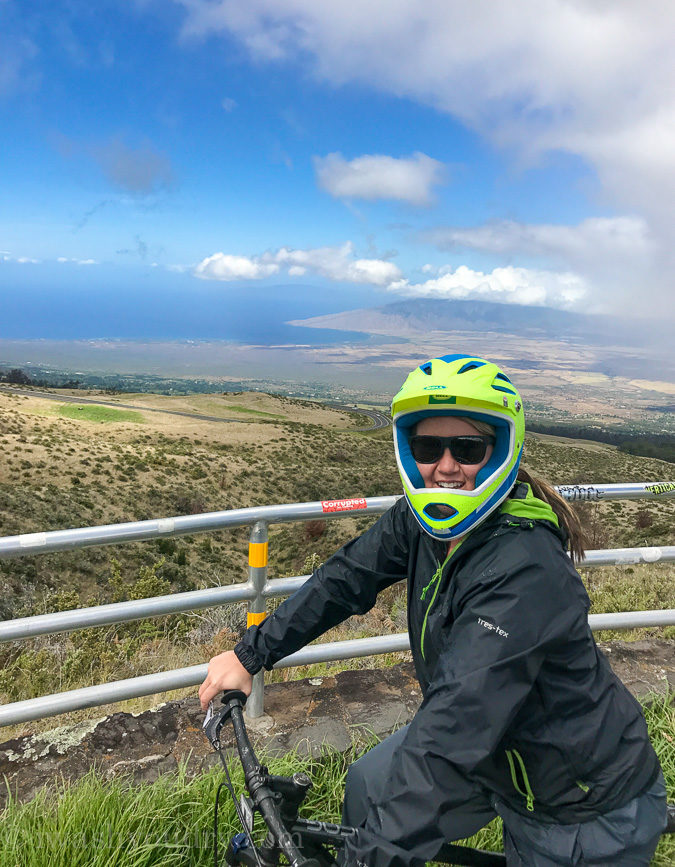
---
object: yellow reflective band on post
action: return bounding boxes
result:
[247,611,267,628]
[249,541,268,568]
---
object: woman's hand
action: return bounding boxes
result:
[199,650,253,710]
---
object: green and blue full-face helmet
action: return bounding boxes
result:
[391,353,525,541]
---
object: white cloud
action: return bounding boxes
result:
[314,152,445,205]
[175,2,675,226]
[57,256,99,265]
[388,265,588,310]
[423,216,662,312]
[194,241,402,286]
[270,242,402,285]
[194,253,280,281]
[426,217,653,265]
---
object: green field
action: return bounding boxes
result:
[0,694,672,866]
[57,405,145,424]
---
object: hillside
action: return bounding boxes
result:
[0,388,673,719]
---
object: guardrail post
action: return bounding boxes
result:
[246,521,268,718]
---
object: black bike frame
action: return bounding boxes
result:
[204,690,507,866]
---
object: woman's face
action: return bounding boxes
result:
[414,416,493,492]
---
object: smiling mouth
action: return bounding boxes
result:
[436,481,464,489]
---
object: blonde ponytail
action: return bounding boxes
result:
[456,417,587,562]
[516,467,586,563]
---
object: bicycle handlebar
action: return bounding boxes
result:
[205,690,323,867]
[205,692,672,867]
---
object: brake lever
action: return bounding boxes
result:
[202,689,249,749]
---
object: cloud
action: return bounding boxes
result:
[92,138,174,194]
[56,257,98,265]
[1,251,40,264]
[221,96,237,111]
[426,216,653,263]
[194,241,402,286]
[195,253,280,281]
[388,265,588,310]
[174,2,675,221]
[314,152,445,206]
[423,216,663,313]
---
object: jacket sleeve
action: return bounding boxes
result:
[235,499,410,674]
[341,529,590,866]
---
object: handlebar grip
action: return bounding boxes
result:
[221,689,248,707]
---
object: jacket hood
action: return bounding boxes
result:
[499,482,559,527]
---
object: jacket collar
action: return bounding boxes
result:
[428,482,567,561]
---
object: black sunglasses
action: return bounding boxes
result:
[409,434,495,465]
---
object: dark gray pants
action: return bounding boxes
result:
[343,725,667,865]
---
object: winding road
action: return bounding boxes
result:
[0,386,391,431]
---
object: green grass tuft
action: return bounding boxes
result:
[0,696,673,866]
[57,405,145,424]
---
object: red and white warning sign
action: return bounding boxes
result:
[321,497,367,513]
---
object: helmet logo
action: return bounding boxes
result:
[423,385,446,390]
[428,395,457,404]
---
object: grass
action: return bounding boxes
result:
[586,563,675,641]
[57,405,145,424]
[0,387,673,728]
[0,695,672,866]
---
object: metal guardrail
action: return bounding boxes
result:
[0,497,399,559]
[1,610,674,728]
[0,482,674,726]
[2,549,674,646]
[1,483,673,560]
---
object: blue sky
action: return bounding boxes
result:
[1,1,673,340]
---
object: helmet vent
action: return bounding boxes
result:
[458,361,484,374]
[494,372,512,383]
[420,362,433,375]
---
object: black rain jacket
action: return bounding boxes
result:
[235,484,660,865]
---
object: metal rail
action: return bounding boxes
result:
[0,497,399,559]
[2,547,674,645]
[0,483,673,724]
[1,483,673,560]
[1,611,673,728]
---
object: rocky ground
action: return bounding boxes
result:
[1,640,673,809]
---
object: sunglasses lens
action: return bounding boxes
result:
[409,436,490,465]
[410,436,442,463]
[451,437,488,464]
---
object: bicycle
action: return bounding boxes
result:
[203,690,675,867]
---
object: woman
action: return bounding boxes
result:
[199,354,666,866]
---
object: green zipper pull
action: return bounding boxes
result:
[576,780,590,793]
[419,550,455,660]
[420,561,443,601]
[506,749,535,812]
